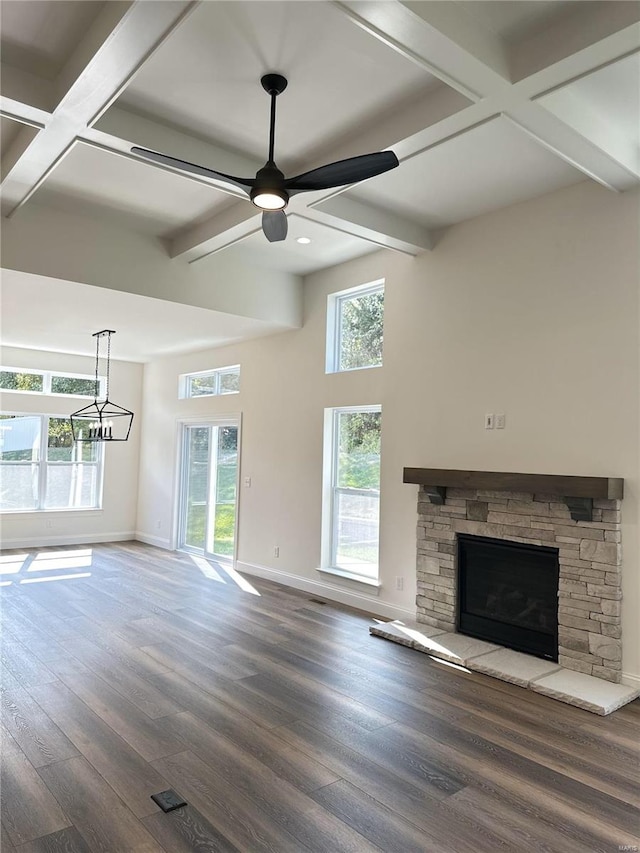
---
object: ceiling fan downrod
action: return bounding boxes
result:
[250,74,290,211]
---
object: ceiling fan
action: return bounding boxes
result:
[132,74,399,243]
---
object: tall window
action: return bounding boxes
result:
[324,406,381,580]
[326,281,384,373]
[179,420,239,559]
[0,414,102,512]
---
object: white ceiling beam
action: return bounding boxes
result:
[305,195,433,254]
[506,104,639,191]
[53,1,135,103]
[1,1,198,217]
[536,87,640,178]
[334,0,507,99]
[87,106,261,199]
[334,0,640,192]
[169,200,261,261]
[401,1,511,85]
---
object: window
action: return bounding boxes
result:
[180,366,240,399]
[0,414,102,512]
[326,281,384,373]
[322,406,381,581]
[0,368,103,397]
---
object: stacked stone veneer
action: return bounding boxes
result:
[416,487,623,683]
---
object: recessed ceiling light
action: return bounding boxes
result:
[296,237,311,245]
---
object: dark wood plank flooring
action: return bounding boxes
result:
[1,541,638,852]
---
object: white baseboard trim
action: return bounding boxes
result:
[134,532,172,550]
[237,560,415,621]
[622,671,640,689]
[0,531,135,550]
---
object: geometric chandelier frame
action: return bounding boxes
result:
[70,330,134,442]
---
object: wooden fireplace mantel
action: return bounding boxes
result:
[403,468,623,521]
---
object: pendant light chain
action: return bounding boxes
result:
[105,330,111,400]
[94,332,100,400]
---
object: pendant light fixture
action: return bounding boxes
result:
[70,330,133,442]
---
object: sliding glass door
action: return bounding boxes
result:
[179,420,239,560]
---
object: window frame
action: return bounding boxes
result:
[326,280,385,374]
[179,365,241,399]
[0,413,104,513]
[0,367,104,398]
[320,404,382,586]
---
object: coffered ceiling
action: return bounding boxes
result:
[1,0,638,360]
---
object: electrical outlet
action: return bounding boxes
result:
[243,476,251,488]
[485,413,494,429]
[274,545,279,558]
[155,520,161,530]
[395,576,404,591]
[495,413,506,429]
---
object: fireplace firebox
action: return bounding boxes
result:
[457,534,559,661]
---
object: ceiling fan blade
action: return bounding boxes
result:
[285,151,399,193]
[131,146,254,194]
[262,210,287,242]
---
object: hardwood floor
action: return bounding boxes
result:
[1,541,638,852]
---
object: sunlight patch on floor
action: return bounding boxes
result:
[189,554,225,583]
[28,555,93,571]
[217,562,261,596]
[20,572,92,584]
[0,548,93,585]
[0,554,29,574]
[188,554,260,595]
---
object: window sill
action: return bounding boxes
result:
[325,363,382,376]
[317,566,381,591]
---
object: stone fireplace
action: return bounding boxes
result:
[406,469,624,683]
[371,468,640,713]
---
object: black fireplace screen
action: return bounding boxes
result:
[457,534,559,661]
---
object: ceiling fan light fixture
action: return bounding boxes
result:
[251,188,288,210]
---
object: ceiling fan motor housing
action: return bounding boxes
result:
[250,161,289,209]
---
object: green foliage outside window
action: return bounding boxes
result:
[339,290,384,371]
[48,418,96,462]
[0,371,43,392]
[337,411,381,490]
[51,376,97,396]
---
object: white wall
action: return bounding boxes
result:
[0,346,143,547]
[137,180,639,683]
[2,200,303,329]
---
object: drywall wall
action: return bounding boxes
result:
[1,200,303,329]
[0,346,143,547]
[136,180,639,683]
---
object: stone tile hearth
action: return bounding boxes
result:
[370,618,639,715]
